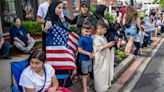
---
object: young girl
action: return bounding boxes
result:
[123,6,141,55]
[93,19,115,92]
[19,50,60,92]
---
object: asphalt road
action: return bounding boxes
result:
[132,42,164,92]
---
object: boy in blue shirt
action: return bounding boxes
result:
[78,20,94,92]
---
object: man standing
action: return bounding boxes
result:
[0,34,11,59]
[62,0,70,29]
[9,18,35,53]
[36,0,52,51]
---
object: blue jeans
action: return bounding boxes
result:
[1,41,10,57]
[134,42,140,55]
[146,31,152,45]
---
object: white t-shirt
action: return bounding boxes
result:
[156,20,162,26]
[37,2,49,30]
[19,64,55,92]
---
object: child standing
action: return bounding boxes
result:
[78,20,94,92]
[93,19,115,92]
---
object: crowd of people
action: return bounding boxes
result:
[0,0,164,92]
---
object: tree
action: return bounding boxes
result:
[154,0,164,8]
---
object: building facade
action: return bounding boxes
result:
[0,0,123,35]
[0,0,38,35]
[0,0,80,35]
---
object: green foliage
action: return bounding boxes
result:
[105,13,113,22]
[90,4,96,14]
[138,12,147,18]
[115,50,126,59]
[22,21,42,36]
[70,26,78,34]
[154,0,164,8]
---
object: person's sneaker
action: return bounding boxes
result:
[3,56,11,59]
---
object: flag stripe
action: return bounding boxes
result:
[68,41,77,52]
[69,32,79,40]
[52,66,76,70]
[46,50,74,57]
[46,58,75,63]
[46,53,75,61]
[68,35,78,46]
[46,46,74,55]
[69,46,76,53]
[68,38,78,48]
[46,61,76,66]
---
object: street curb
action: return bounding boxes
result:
[108,37,163,92]
[69,53,135,92]
[122,37,164,92]
[114,55,134,80]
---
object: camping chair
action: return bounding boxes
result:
[10,59,70,91]
[10,59,28,92]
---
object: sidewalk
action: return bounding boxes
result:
[108,36,163,92]
[0,38,41,92]
[0,54,29,92]
[0,36,162,92]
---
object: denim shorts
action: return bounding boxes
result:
[81,60,92,75]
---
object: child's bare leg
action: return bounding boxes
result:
[82,75,88,92]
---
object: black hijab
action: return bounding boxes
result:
[45,0,62,25]
[95,5,107,20]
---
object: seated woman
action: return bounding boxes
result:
[19,50,59,92]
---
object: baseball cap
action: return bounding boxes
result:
[80,0,90,7]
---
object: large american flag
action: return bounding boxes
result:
[46,24,79,70]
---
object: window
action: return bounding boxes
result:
[2,0,16,33]
[72,0,78,9]
[21,0,35,20]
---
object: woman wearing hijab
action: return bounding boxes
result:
[44,0,73,87]
[95,4,118,43]
[95,4,108,20]
[64,0,97,36]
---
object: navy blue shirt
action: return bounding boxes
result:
[9,25,28,45]
[78,36,93,61]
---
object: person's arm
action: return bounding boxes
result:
[44,21,52,33]
[78,47,94,59]
[0,37,4,49]
[122,14,126,25]
[102,41,115,50]
[94,38,115,51]
[27,33,31,44]
[27,33,31,39]
[25,88,35,92]
[48,75,59,92]
[64,16,78,24]
[13,37,25,46]
[36,16,45,24]
[136,17,142,31]
[36,5,45,24]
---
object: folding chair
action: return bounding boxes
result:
[10,59,28,92]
